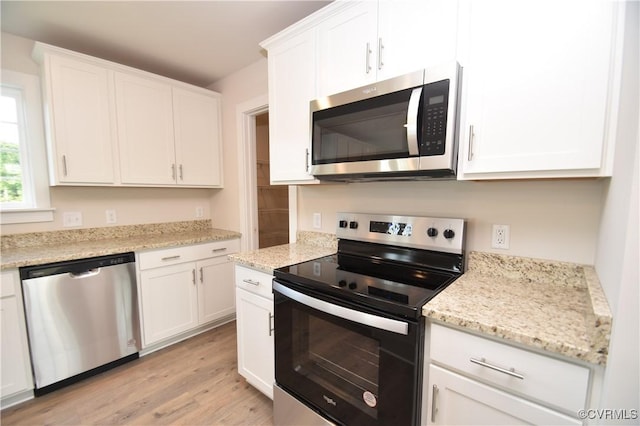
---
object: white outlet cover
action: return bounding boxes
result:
[491,224,510,249]
[313,213,322,229]
[62,211,82,227]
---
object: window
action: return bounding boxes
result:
[1,86,32,207]
[0,70,53,224]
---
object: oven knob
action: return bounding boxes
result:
[338,280,347,287]
[339,220,348,228]
[443,229,455,239]
[349,282,357,289]
[349,221,358,229]
[427,227,438,237]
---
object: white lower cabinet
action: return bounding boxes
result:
[137,239,239,348]
[425,323,590,425]
[1,270,34,407]
[234,265,275,399]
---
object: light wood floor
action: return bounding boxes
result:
[1,321,274,425]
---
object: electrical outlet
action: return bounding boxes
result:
[62,211,83,227]
[195,206,204,218]
[313,213,322,229]
[106,209,117,224]
[492,224,510,249]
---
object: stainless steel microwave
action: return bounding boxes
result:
[310,62,461,181]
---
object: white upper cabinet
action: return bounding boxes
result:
[39,54,117,185]
[457,0,622,179]
[317,0,459,97]
[173,88,223,187]
[115,72,176,185]
[33,42,223,188]
[317,2,378,97]
[262,27,319,184]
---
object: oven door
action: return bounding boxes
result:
[273,280,423,426]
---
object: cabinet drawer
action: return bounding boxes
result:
[429,323,589,413]
[192,239,240,260]
[138,239,240,270]
[235,265,274,300]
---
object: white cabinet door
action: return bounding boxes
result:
[426,365,581,425]
[1,270,33,400]
[115,72,176,185]
[45,55,116,184]
[140,262,199,346]
[197,256,235,324]
[377,0,458,81]
[458,0,617,178]
[235,287,274,399]
[317,1,378,97]
[173,88,223,187]
[267,29,319,184]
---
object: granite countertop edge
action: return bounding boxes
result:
[1,227,241,270]
[423,252,612,366]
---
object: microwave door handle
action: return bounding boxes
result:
[406,87,422,156]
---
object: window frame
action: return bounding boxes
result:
[0,69,53,224]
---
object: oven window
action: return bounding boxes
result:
[292,309,379,420]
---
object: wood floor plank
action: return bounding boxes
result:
[1,321,273,425]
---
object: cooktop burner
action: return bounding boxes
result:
[274,213,466,320]
[274,253,459,319]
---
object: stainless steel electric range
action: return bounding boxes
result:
[272,213,466,426]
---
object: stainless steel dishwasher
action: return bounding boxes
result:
[20,252,141,395]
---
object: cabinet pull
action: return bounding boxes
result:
[242,279,260,286]
[161,255,181,261]
[467,125,475,161]
[268,312,274,336]
[62,155,68,177]
[199,267,203,283]
[171,164,176,180]
[431,384,438,423]
[377,38,384,70]
[192,269,196,285]
[365,42,372,74]
[212,248,227,253]
[470,357,524,380]
[179,164,183,180]
[305,148,309,172]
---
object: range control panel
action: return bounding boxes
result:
[336,212,465,255]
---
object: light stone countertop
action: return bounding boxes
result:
[424,252,612,366]
[228,231,338,274]
[1,220,241,269]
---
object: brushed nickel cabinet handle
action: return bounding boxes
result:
[467,125,475,161]
[243,279,260,286]
[365,42,372,74]
[268,312,274,337]
[171,164,176,180]
[161,255,181,261]
[62,155,68,177]
[431,384,438,423]
[377,38,384,70]
[470,357,524,380]
[199,267,203,283]
[212,248,227,253]
[192,269,196,285]
[179,164,183,180]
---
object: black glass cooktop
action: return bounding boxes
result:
[273,246,461,320]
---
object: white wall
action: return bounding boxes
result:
[595,2,639,420]
[297,179,605,264]
[0,32,217,235]
[208,58,268,233]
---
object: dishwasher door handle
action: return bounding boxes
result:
[69,268,101,279]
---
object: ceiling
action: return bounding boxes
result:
[1,0,331,88]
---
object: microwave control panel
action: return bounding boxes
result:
[421,79,450,156]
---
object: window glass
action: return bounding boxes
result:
[0,88,29,206]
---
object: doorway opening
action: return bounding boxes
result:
[255,113,289,248]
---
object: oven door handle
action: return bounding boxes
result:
[273,282,409,335]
